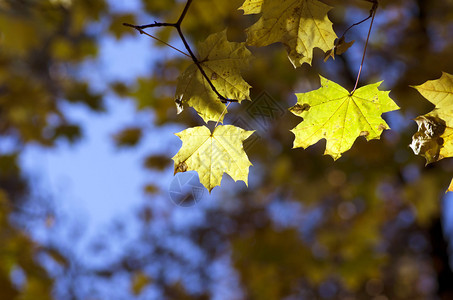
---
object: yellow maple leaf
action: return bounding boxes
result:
[411,72,453,109]
[410,72,453,192]
[289,76,399,160]
[240,0,337,67]
[410,72,453,164]
[172,125,254,192]
[175,30,252,123]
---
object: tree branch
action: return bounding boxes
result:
[123,0,238,103]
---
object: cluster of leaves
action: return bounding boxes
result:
[119,3,453,294]
[164,0,453,194]
[148,0,402,192]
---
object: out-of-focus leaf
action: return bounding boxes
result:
[143,184,159,195]
[113,127,143,147]
[232,228,317,299]
[143,0,176,14]
[109,14,137,40]
[144,155,171,170]
[64,82,104,110]
[404,176,440,226]
[110,82,130,98]
[0,15,40,55]
[129,78,157,110]
[52,124,82,143]
[0,154,20,178]
[130,271,152,296]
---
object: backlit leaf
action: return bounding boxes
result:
[175,30,252,123]
[241,0,337,67]
[172,125,254,192]
[409,72,453,191]
[290,76,399,160]
[410,73,453,164]
[411,72,453,109]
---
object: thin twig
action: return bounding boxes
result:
[340,12,372,39]
[215,102,232,128]
[123,0,238,103]
[339,0,378,43]
[123,24,190,58]
[350,1,378,95]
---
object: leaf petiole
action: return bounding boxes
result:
[215,102,232,128]
[350,0,378,95]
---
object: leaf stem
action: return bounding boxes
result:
[123,0,238,103]
[215,102,232,128]
[350,1,378,95]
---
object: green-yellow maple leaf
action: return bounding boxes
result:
[173,125,254,192]
[240,0,337,67]
[175,30,252,123]
[289,76,399,160]
[410,72,453,165]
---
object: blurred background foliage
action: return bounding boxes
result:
[1,0,453,299]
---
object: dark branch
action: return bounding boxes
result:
[177,0,192,25]
[123,0,238,104]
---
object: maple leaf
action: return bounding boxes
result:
[240,0,337,67]
[175,30,252,123]
[410,72,453,164]
[324,36,355,62]
[289,76,399,160]
[172,125,254,192]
